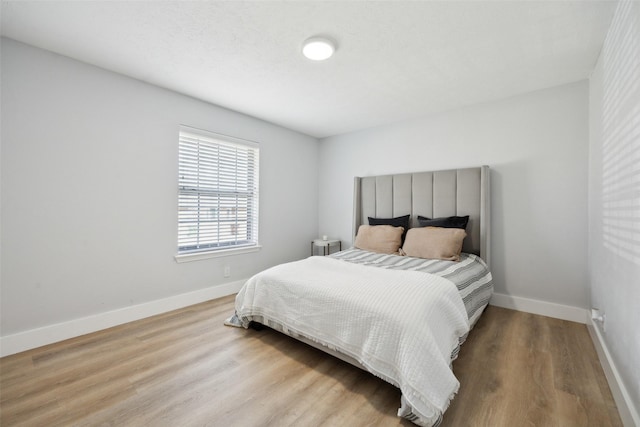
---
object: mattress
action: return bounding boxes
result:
[330,248,493,328]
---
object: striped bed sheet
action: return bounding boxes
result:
[330,248,493,328]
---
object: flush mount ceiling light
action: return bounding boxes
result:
[302,36,336,61]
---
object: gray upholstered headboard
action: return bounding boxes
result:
[353,166,491,267]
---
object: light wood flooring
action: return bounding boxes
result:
[0,295,622,426]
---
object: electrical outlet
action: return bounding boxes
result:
[591,308,606,332]
[224,265,231,278]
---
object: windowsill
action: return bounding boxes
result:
[174,245,262,263]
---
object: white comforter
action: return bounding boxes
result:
[235,256,470,426]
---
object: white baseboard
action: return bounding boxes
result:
[0,279,246,357]
[490,292,588,324]
[588,321,640,427]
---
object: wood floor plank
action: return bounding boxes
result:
[0,296,622,427]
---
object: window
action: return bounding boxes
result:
[177,126,259,260]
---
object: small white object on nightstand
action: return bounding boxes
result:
[311,238,341,256]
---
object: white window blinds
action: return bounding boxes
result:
[178,126,259,254]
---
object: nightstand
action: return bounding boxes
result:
[311,239,342,256]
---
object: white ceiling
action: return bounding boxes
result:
[1,1,618,138]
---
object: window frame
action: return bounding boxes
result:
[175,125,260,263]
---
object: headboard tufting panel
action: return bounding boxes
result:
[353,166,490,266]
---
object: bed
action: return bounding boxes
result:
[229,166,493,427]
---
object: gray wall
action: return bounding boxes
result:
[588,0,640,413]
[0,39,319,335]
[318,81,590,309]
